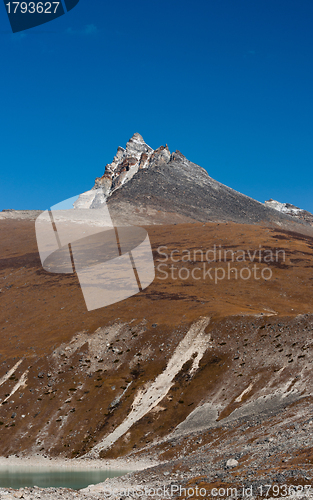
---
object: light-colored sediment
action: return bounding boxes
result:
[0,455,154,471]
[85,317,211,457]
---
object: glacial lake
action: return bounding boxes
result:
[0,466,129,490]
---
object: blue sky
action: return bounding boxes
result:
[0,0,313,212]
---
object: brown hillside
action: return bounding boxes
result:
[1,218,313,490]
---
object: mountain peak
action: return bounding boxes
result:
[75,134,170,208]
[128,132,145,143]
[73,136,313,231]
[125,132,153,159]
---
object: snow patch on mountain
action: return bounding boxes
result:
[264,199,313,226]
[264,199,302,215]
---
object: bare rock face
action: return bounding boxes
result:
[74,134,174,210]
[95,133,153,196]
[74,133,154,209]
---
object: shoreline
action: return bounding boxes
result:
[0,455,157,472]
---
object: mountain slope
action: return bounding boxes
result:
[75,134,313,232]
[1,219,313,461]
[2,136,313,497]
[107,149,300,227]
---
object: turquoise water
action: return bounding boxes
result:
[0,466,129,490]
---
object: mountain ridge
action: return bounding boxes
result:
[2,134,313,232]
[73,133,313,232]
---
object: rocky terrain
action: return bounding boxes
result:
[1,135,313,498]
[1,216,313,498]
[264,200,313,226]
[0,210,42,221]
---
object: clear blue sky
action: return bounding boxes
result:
[1,0,313,212]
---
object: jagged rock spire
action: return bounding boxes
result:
[74,134,171,209]
[92,134,169,200]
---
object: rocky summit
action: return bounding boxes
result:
[73,134,313,232]
[2,133,313,232]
